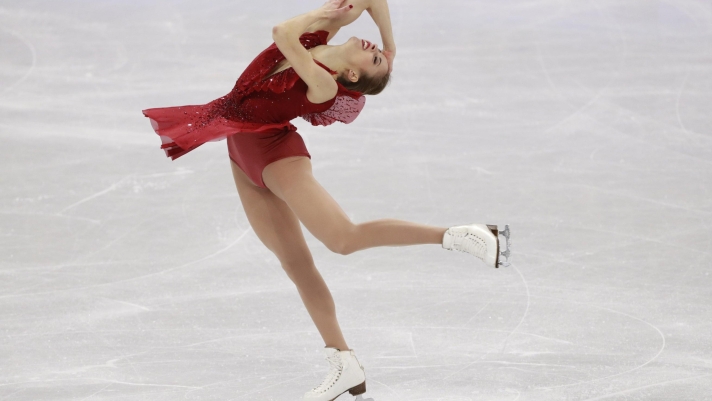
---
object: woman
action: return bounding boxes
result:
[143,0,511,399]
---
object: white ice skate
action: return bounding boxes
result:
[303,347,367,401]
[442,224,511,268]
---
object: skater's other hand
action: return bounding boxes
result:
[383,49,395,73]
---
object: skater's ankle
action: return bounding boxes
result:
[326,344,350,351]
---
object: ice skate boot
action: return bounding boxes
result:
[303,347,367,401]
[442,224,511,268]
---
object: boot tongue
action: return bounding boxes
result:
[313,350,343,393]
[324,347,345,368]
[323,346,340,357]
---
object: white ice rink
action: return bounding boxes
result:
[1,0,711,400]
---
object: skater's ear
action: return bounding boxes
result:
[347,69,359,83]
[337,68,391,95]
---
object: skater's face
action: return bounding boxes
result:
[343,36,388,82]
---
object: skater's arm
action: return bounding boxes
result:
[272,1,348,103]
[366,0,396,72]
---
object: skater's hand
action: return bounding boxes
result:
[319,0,352,20]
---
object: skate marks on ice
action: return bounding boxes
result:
[0,26,37,96]
[362,285,670,395]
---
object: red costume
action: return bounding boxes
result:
[142,30,365,188]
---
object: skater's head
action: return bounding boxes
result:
[336,36,391,95]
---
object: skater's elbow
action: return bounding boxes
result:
[271,25,283,41]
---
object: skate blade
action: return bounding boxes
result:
[497,224,511,267]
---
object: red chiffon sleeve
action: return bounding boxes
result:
[301,84,366,126]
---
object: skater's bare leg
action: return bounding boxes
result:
[230,161,349,351]
[263,156,448,255]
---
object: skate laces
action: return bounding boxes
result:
[453,231,486,260]
[313,352,343,392]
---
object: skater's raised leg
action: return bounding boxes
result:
[263,156,449,255]
[231,161,350,351]
[263,156,511,267]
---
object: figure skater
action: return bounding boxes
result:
[143,0,511,399]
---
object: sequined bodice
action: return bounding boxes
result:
[223,74,333,124]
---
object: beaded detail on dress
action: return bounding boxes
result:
[302,93,366,126]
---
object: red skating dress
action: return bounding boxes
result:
[142,30,366,188]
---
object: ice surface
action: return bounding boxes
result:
[1,0,711,400]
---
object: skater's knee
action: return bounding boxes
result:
[324,236,352,255]
[323,224,359,255]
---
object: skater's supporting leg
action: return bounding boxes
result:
[231,161,350,351]
[262,156,448,255]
